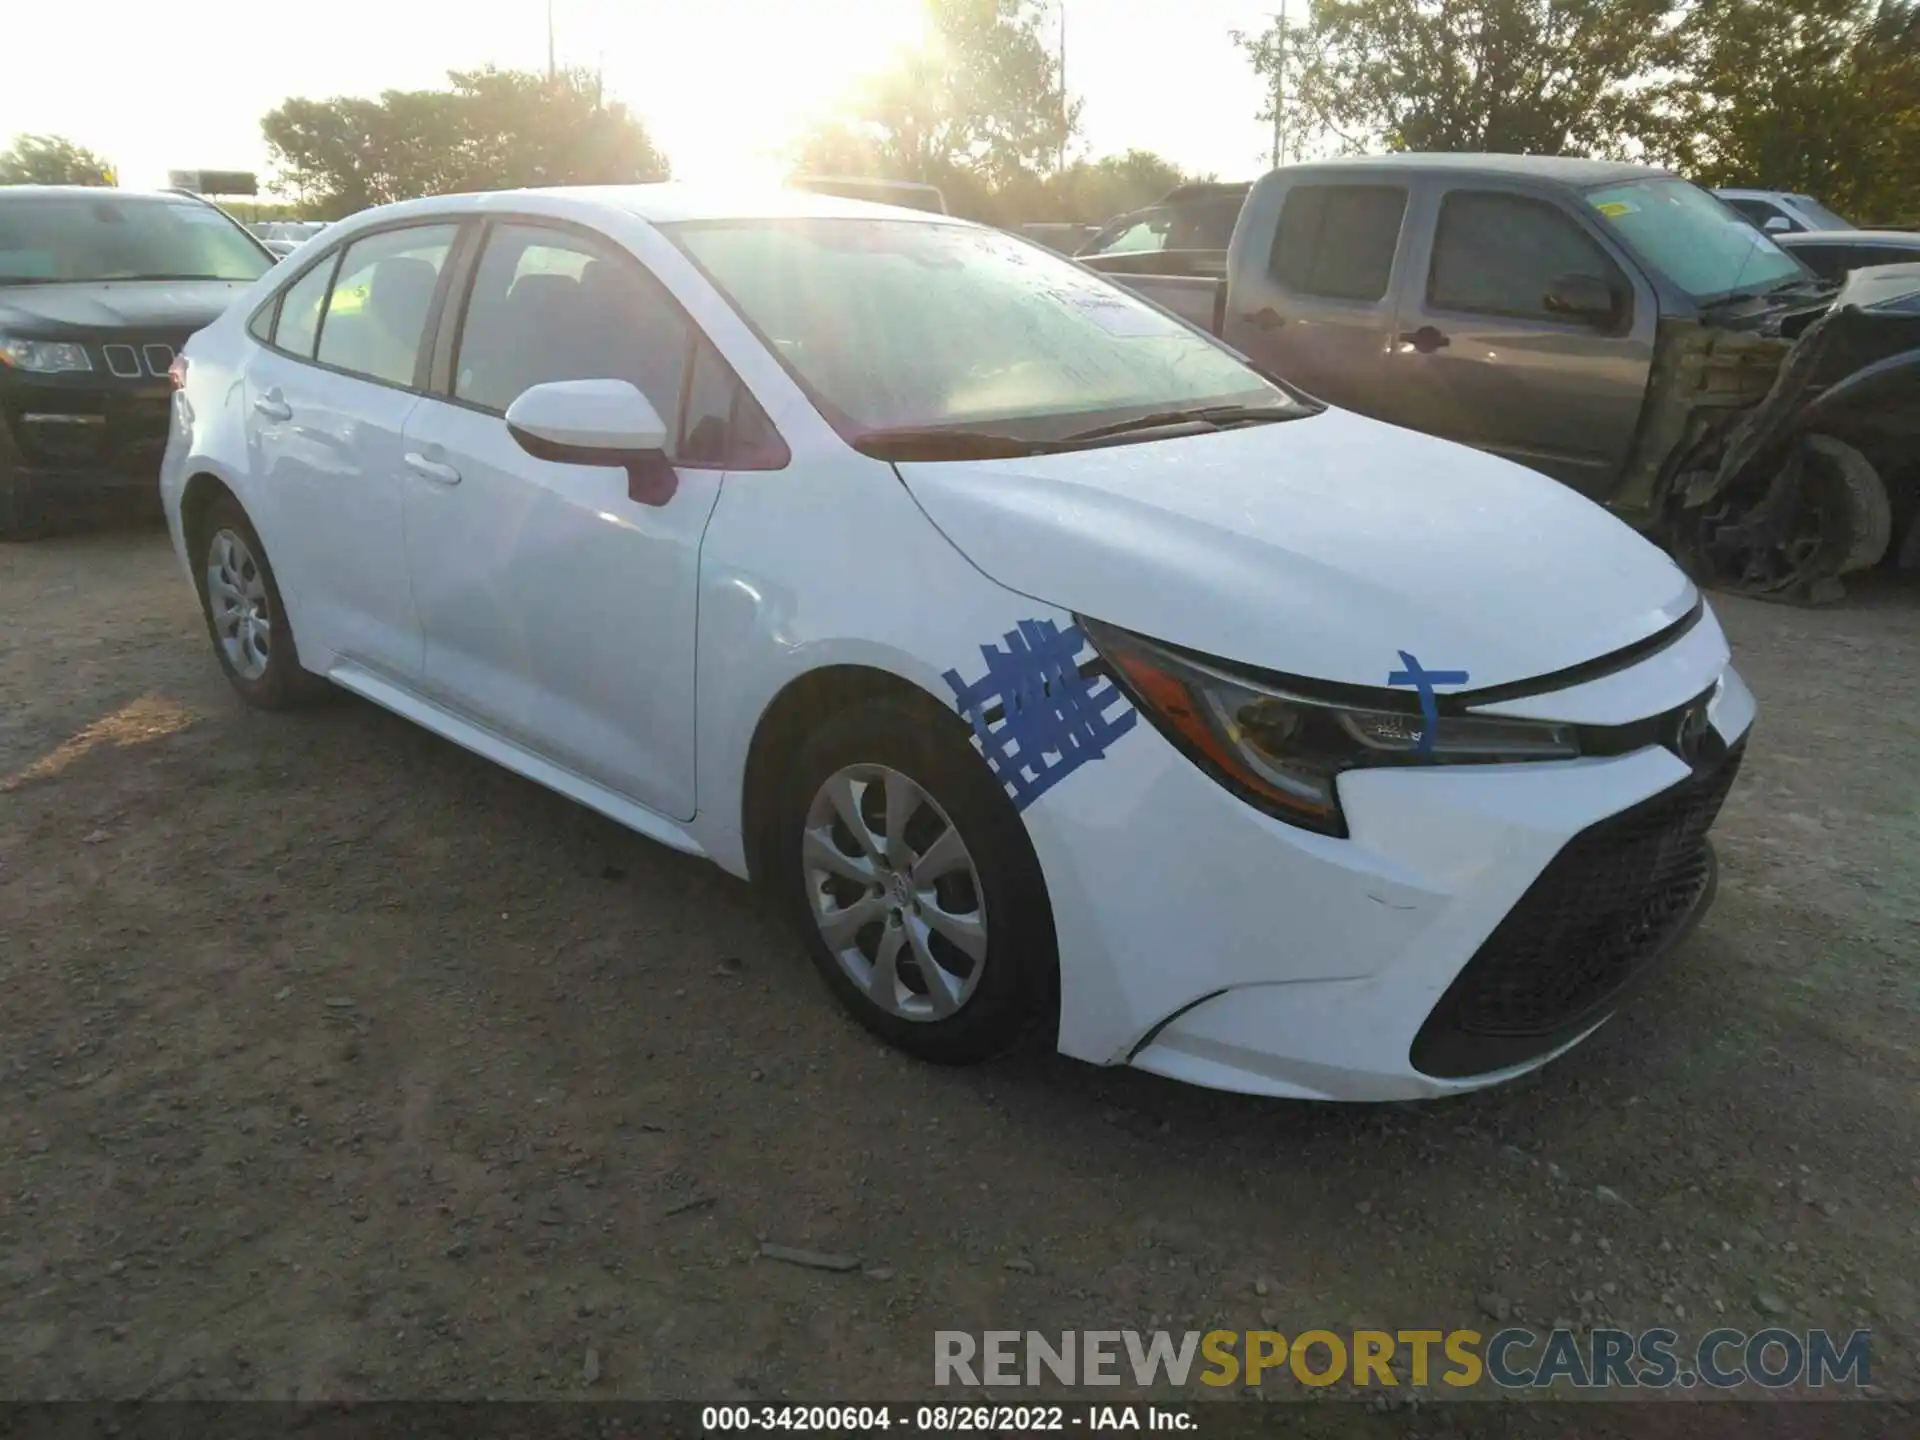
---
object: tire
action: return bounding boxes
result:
[192,496,329,709]
[775,694,1058,1065]
[1804,434,1892,574]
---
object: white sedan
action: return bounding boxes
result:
[160,185,1756,1101]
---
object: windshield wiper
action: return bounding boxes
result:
[851,428,1064,461]
[1054,402,1305,446]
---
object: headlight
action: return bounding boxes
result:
[1082,618,1579,837]
[0,336,93,373]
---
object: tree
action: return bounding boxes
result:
[261,68,669,218]
[1656,0,1920,224]
[794,0,1077,221]
[0,133,115,186]
[1051,150,1198,222]
[1235,0,1682,160]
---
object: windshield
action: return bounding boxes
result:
[0,194,271,284]
[668,218,1284,447]
[1585,178,1805,302]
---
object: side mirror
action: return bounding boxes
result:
[1543,272,1621,328]
[505,379,677,506]
[1763,215,1793,235]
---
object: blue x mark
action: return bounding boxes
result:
[1386,650,1470,757]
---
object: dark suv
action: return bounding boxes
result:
[1,186,274,536]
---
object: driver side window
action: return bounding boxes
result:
[452,224,689,450]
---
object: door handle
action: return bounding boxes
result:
[1398,325,1451,354]
[1240,306,1287,331]
[252,390,292,421]
[404,452,462,486]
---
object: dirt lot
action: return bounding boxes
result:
[0,526,1915,1405]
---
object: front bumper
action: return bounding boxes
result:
[0,371,174,510]
[1022,611,1756,1101]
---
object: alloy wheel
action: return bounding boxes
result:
[802,764,989,1022]
[206,528,272,681]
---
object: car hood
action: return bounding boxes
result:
[0,279,249,335]
[893,407,1697,691]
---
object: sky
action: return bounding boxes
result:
[2,0,1281,196]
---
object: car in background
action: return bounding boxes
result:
[1713,188,1855,235]
[1075,181,1249,279]
[1,185,275,537]
[161,182,1753,1102]
[1019,221,1100,254]
[789,175,948,215]
[1096,155,1920,602]
[1774,228,1920,281]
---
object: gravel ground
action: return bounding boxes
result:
[1,527,1915,1404]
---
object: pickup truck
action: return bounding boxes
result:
[1102,154,1920,599]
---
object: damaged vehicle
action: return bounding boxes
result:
[1102,155,1919,601]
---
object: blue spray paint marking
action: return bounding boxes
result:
[1385,650,1470,758]
[943,619,1138,811]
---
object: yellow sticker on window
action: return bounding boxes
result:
[1595,200,1636,218]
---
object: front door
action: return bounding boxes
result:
[1382,186,1656,497]
[400,221,723,821]
[241,222,459,678]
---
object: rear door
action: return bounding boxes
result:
[1218,180,1409,411]
[240,221,459,678]
[1381,184,1656,497]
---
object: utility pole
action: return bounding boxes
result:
[547,0,557,82]
[1058,2,1068,175]
[1269,2,1288,170]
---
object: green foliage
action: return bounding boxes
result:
[1237,0,1682,158]
[1657,0,1920,225]
[261,68,669,218]
[794,0,1078,221]
[0,133,115,186]
[1234,0,1920,225]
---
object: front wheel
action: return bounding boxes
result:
[776,696,1057,1064]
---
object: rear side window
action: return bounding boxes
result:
[1724,197,1788,229]
[271,255,339,358]
[453,224,689,435]
[1428,191,1624,323]
[315,225,458,387]
[1268,184,1407,301]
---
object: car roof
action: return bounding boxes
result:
[322,182,970,232]
[1161,181,1253,203]
[0,185,208,203]
[1274,153,1665,187]
[792,174,943,193]
[1778,229,1920,245]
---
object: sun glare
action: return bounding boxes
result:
[627,0,928,184]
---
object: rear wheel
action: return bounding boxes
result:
[775,696,1057,1064]
[194,497,328,709]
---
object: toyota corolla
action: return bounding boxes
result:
[159,185,1755,1101]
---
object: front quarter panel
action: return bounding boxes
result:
[688,445,1087,879]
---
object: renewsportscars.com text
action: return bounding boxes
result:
[934,1327,1872,1391]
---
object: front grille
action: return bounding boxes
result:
[5,392,173,471]
[1412,741,1745,1078]
[104,344,143,378]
